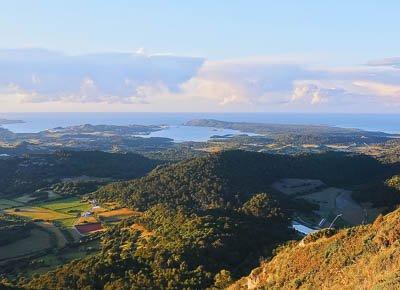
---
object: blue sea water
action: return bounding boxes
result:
[0,113,399,141]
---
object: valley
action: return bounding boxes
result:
[0,121,399,289]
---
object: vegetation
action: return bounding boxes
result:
[0,214,33,246]
[230,208,400,289]
[96,150,399,211]
[5,197,91,227]
[26,203,293,289]
[51,181,102,196]
[3,149,400,289]
[186,119,397,145]
[0,150,161,196]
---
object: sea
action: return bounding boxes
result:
[1,113,399,142]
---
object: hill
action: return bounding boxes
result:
[7,150,400,289]
[230,208,400,289]
[25,201,293,289]
[185,119,398,145]
[0,151,161,196]
[95,150,399,211]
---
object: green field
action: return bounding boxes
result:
[0,199,23,210]
[0,228,52,262]
[5,197,91,228]
[56,217,78,227]
[38,197,91,212]
[5,207,71,221]
[5,239,101,278]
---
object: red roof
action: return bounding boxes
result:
[75,222,103,235]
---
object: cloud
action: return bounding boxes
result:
[1,49,400,112]
[178,59,400,111]
[0,48,204,104]
[367,57,400,68]
[353,81,400,103]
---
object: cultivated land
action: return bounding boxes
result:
[0,198,23,209]
[14,191,62,203]
[35,221,68,248]
[0,194,136,279]
[5,206,72,221]
[272,178,384,228]
[39,197,91,213]
[1,149,399,289]
[4,197,93,227]
[4,239,101,279]
[0,228,52,263]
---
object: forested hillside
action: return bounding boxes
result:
[8,150,400,289]
[0,151,161,196]
[95,150,400,211]
[25,201,293,289]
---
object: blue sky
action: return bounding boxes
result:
[1,1,400,112]
[2,1,400,62]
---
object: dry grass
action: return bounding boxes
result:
[75,216,98,225]
[5,207,71,221]
[230,208,400,289]
[98,207,137,219]
[131,223,153,238]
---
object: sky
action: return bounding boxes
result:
[1,1,400,112]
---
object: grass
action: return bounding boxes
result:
[230,208,400,289]
[75,216,98,224]
[5,198,135,228]
[0,199,23,210]
[98,207,137,221]
[56,217,78,227]
[5,207,72,221]
[5,197,92,228]
[38,197,90,212]
[14,194,38,203]
[6,197,138,229]
[0,229,51,261]
[12,239,101,278]
[35,222,68,248]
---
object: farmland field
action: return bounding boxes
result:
[0,199,23,210]
[35,222,68,248]
[4,207,71,221]
[0,228,52,263]
[4,197,92,228]
[14,194,39,203]
[38,197,90,212]
[56,217,79,227]
[5,239,101,278]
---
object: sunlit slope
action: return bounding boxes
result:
[230,209,400,289]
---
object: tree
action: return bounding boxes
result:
[214,269,233,288]
[241,193,283,219]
